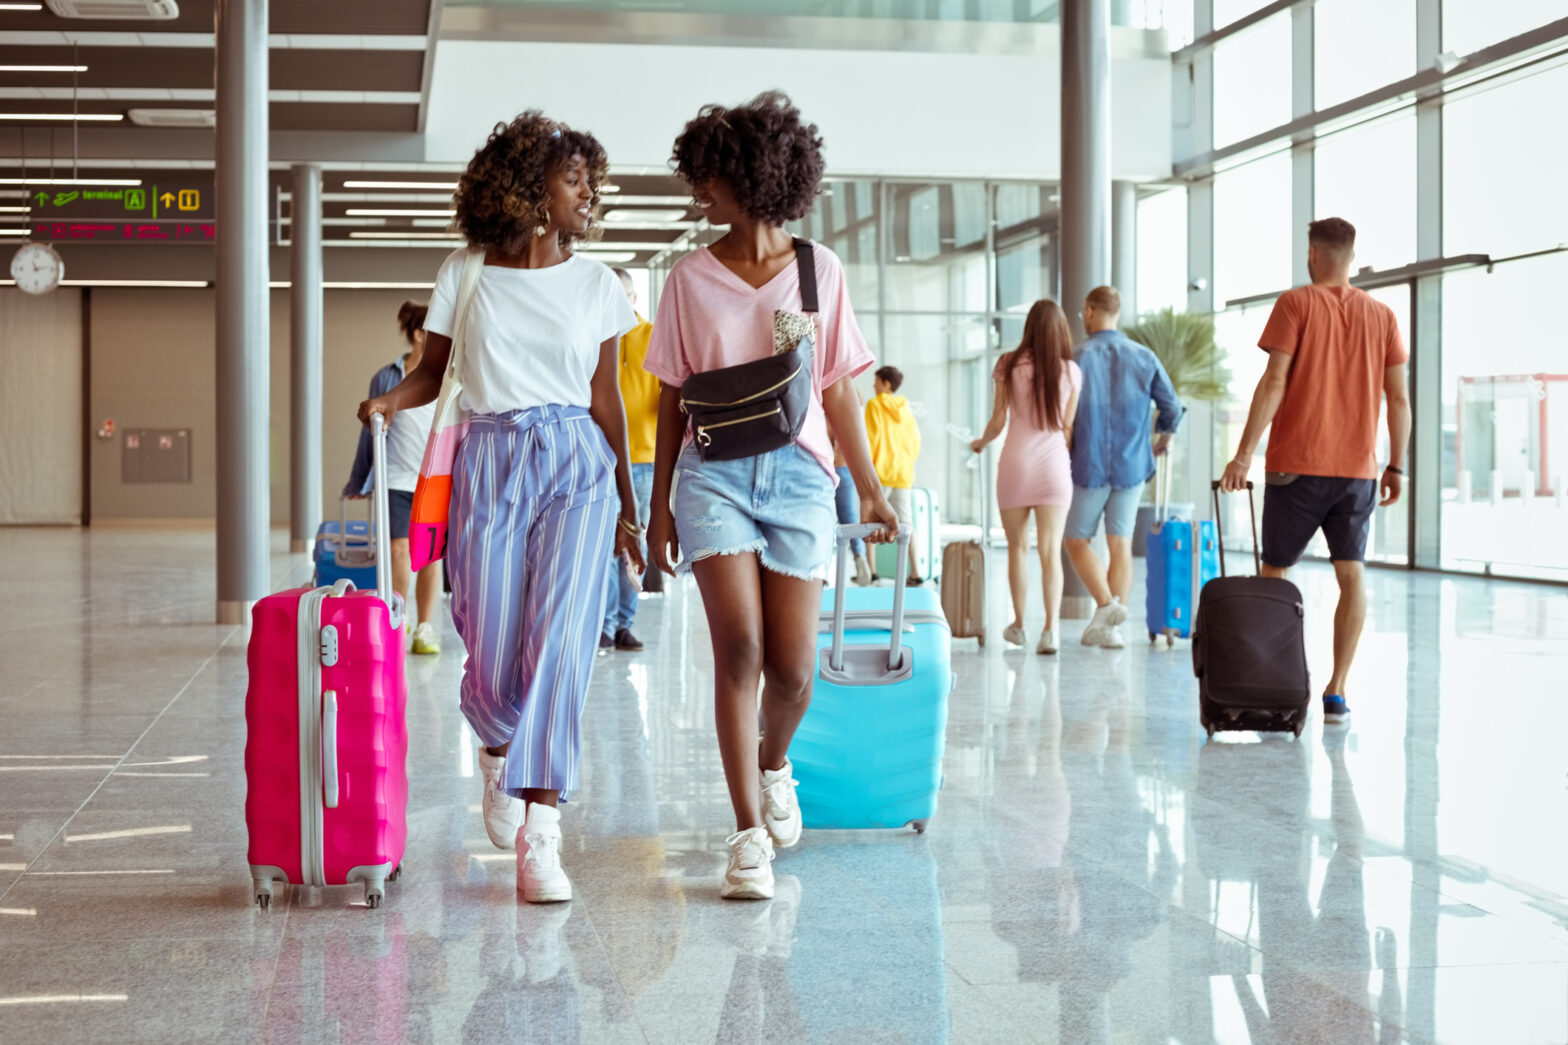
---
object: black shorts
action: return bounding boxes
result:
[1261,474,1376,567]
[387,489,414,541]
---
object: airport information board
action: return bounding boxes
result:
[24,183,216,242]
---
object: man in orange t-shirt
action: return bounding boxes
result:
[1220,217,1411,729]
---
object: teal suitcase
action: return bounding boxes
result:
[792,527,952,832]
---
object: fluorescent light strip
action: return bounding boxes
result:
[0,279,211,288]
[0,229,27,236]
[267,280,438,290]
[0,991,130,1004]
[0,206,29,213]
[342,180,458,191]
[345,208,454,218]
[349,231,457,240]
[0,113,123,122]
[0,66,88,73]
[0,3,44,9]
[0,178,142,187]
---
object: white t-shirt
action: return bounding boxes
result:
[424,249,636,415]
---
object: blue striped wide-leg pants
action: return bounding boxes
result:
[449,406,616,797]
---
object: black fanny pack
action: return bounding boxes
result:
[680,238,818,462]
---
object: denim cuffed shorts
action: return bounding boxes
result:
[673,443,837,581]
[1065,484,1144,540]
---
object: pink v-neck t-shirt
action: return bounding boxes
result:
[644,241,875,481]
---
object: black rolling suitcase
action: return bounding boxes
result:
[1192,481,1311,738]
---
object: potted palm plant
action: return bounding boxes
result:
[1122,308,1232,554]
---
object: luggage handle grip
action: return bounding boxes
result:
[1209,480,1261,577]
[1154,453,1172,523]
[322,690,339,809]
[830,524,910,673]
[369,414,393,607]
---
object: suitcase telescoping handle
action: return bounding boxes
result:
[1210,480,1261,577]
[829,523,910,673]
[1154,453,1173,524]
[369,413,394,606]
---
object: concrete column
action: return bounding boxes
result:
[1411,0,1444,568]
[1060,0,1113,619]
[214,0,270,625]
[1061,0,1112,342]
[1290,3,1316,287]
[289,164,323,554]
[1111,180,1138,318]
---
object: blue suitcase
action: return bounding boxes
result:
[313,498,378,590]
[1144,461,1219,647]
[792,526,951,832]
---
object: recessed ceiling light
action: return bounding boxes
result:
[0,66,89,73]
[342,180,459,191]
[0,178,142,186]
[602,208,689,224]
[345,208,455,218]
[0,113,122,122]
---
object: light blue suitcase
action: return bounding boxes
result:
[313,497,379,590]
[792,527,952,832]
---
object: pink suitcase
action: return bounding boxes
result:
[246,413,409,909]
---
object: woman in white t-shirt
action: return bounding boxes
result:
[343,302,442,655]
[357,112,644,903]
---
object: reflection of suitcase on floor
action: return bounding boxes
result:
[1146,459,1219,646]
[940,540,985,645]
[873,486,941,582]
[247,414,409,909]
[794,526,951,831]
[1192,482,1310,738]
[314,497,378,590]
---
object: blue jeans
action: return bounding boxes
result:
[834,466,864,557]
[604,462,655,636]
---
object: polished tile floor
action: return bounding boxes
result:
[1,528,1566,1044]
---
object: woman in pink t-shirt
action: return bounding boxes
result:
[645,93,897,901]
[971,299,1081,655]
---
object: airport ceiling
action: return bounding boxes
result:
[0,1,701,266]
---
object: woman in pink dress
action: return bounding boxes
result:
[971,299,1081,654]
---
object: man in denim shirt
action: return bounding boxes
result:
[1065,286,1184,648]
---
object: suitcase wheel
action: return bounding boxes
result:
[1148,632,1158,645]
[388,864,402,882]
[1293,720,1305,738]
[910,819,930,834]
[253,878,275,910]
[364,883,385,910]
[255,892,271,911]
[976,634,985,648]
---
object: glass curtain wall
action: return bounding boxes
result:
[1192,2,1568,580]
[650,177,1083,529]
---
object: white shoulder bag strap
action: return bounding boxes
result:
[445,248,486,389]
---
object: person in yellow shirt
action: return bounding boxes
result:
[864,365,924,585]
[603,268,660,649]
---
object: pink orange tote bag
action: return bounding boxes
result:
[408,248,484,572]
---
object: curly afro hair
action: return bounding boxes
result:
[671,92,825,226]
[454,111,608,256]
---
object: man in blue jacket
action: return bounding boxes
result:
[1065,286,1184,648]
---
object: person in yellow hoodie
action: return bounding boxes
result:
[603,268,661,649]
[865,365,925,585]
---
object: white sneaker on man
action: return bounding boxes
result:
[1101,625,1126,649]
[479,746,526,850]
[721,827,776,900]
[1080,599,1128,647]
[516,803,572,903]
[760,758,802,848]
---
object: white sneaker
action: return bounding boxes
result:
[517,803,572,903]
[410,621,440,656]
[1080,599,1128,646]
[1101,625,1126,649]
[1002,623,1027,647]
[760,758,802,849]
[1038,628,1058,655]
[721,827,775,901]
[479,746,526,851]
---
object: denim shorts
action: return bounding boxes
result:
[1065,484,1144,540]
[673,444,837,581]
